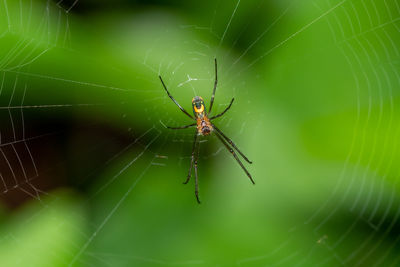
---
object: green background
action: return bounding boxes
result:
[0,0,400,266]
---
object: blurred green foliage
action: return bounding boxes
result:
[1,0,400,266]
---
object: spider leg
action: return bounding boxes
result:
[208,58,218,113]
[215,132,255,184]
[167,123,196,130]
[209,98,234,120]
[159,75,194,120]
[194,145,201,204]
[212,124,252,164]
[184,133,198,184]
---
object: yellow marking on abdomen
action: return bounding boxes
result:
[194,104,204,113]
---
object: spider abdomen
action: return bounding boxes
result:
[197,117,213,136]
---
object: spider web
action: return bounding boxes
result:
[0,0,400,266]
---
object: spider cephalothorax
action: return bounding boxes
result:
[159,58,254,203]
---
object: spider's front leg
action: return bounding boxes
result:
[214,131,254,184]
[212,124,252,164]
[185,132,201,204]
[184,133,198,184]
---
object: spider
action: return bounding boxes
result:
[159,58,254,203]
